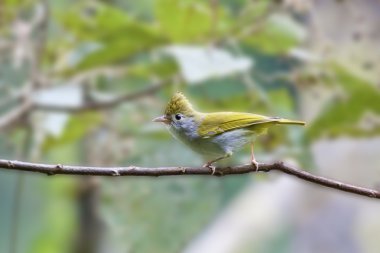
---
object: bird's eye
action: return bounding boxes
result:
[175,114,182,120]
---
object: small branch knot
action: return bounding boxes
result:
[47,164,63,176]
[368,190,377,198]
[7,160,15,168]
[179,167,186,173]
[111,169,120,176]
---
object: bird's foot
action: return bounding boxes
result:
[251,159,259,172]
[203,163,216,175]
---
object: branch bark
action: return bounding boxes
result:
[0,159,379,199]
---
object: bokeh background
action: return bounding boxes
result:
[0,0,380,252]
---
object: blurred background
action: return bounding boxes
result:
[0,0,380,252]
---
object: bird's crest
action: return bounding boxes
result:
[164,92,195,116]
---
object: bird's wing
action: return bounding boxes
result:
[197,112,273,138]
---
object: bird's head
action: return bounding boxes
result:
[153,92,198,130]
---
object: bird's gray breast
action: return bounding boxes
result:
[168,119,224,156]
[168,118,200,140]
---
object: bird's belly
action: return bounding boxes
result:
[189,138,226,156]
[169,127,255,158]
[211,129,255,153]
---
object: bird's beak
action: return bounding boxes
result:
[152,115,171,124]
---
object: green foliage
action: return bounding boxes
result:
[231,0,271,32]
[127,57,179,79]
[307,65,380,140]
[42,112,102,151]
[268,88,295,115]
[58,3,166,74]
[155,0,213,42]
[1,0,31,26]
[4,0,27,5]
[243,14,305,54]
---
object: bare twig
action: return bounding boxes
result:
[0,81,36,110]
[0,159,379,199]
[0,80,168,130]
[0,99,33,130]
[34,80,168,112]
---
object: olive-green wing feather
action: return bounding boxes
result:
[198,112,271,138]
[198,112,305,138]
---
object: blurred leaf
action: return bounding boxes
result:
[59,3,135,41]
[127,57,179,78]
[164,45,252,83]
[243,14,306,54]
[121,0,155,20]
[243,0,271,19]
[0,0,30,25]
[32,84,83,108]
[4,0,28,6]
[307,66,380,140]
[155,0,213,42]
[74,35,164,71]
[268,88,294,115]
[42,112,102,151]
[232,0,272,33]
[58,3,166,74]
[188,77,247,102]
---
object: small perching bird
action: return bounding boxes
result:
[153,92,305,174]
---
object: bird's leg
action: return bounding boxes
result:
[203,152,232,175]
[251,143,259,171]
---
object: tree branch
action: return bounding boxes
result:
[0,159,379,199]
[0,99,33,130]
[0,79,168,130]
[34,80,168,112]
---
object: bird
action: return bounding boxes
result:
[153,92,305,174]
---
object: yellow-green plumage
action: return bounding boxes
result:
[164,92,195,116]
[198,112,305,138]
[154,92,305,169]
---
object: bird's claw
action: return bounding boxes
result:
[251,159,259,172]
[203,163,216,175]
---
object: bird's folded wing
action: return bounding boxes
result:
[198,112,272,138]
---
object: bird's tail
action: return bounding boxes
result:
[271,117,306,126]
